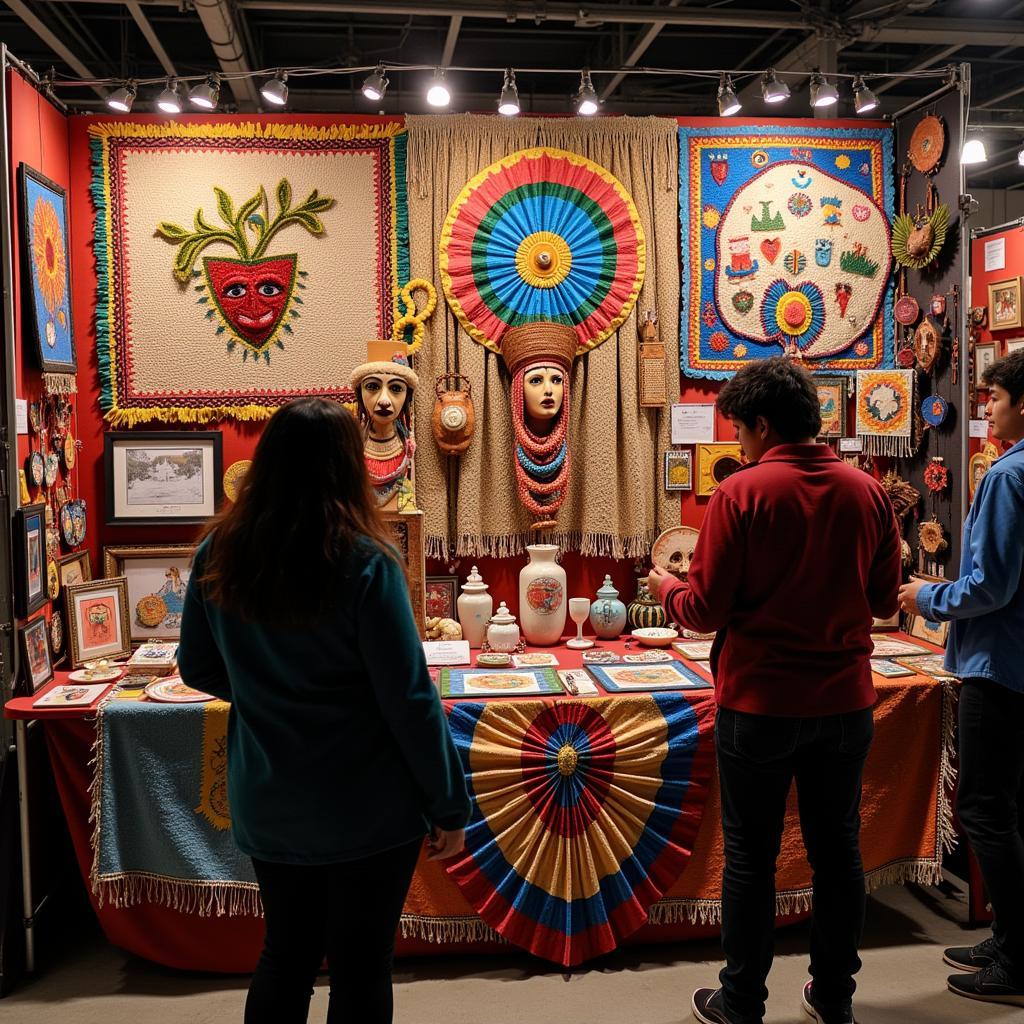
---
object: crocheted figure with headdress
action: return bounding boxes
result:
[501,321,578,531]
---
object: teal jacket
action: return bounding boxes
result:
[178,535,470,865]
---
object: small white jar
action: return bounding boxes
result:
[486,601,521,653]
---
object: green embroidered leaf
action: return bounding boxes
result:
[276,179,292,213]
[156,221,189,240]
[195,209,216,233]
[235,187,265,230]
[303,196,334,213]
[214,187,235,227]
[288,212,324,234]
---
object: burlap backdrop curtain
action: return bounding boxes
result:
[407,115,680,560]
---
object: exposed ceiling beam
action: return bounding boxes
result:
[126,0,177,77]
[3,0,105,97]
[872,45,960,97]
[441,14,461,66]
[977,81,1024,110]
[860,17,1024,47]
[599,0,683,102]
[191,0,261,109]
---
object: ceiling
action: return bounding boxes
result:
[2,0,1023,189]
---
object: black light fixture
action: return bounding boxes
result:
[106,80,136,112]
[362,63,388,102]
[575,69,599,116]
[189,74,221,110]
[498,68,520,116]
[717,73,741,116]
[156,78,182,114]
[260,71,288,107]
[852,75,878,115]
[761,67,790,104]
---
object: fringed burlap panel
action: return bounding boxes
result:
[407,115,680,560]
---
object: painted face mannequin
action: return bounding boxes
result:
[522,364,565,434]
[360,372,410,438]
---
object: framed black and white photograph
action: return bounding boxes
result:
[13,503,47,618]
[663,449,693,492]
[104,431,222,526]
[103,543,194,643]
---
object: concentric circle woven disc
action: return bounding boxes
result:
[444,693,712,966]
[440,147,646,357]
[909,115,945,175]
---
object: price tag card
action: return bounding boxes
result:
[422,640,471,666]
[969,419,990,438]
[670,404,715,445]
[839,437,864,453]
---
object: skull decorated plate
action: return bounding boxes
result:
[651,526,701,578]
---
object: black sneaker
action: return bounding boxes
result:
[692,987,743,1024]
[943,935,998,972]
[801,981,856,1023]
[947,964,1024,1006]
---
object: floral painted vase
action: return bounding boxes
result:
[589,574,627,639]
[518,544,567,647]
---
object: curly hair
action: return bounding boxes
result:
[716,357,822,441]
[982,349,1024,404]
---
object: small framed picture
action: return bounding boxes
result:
[1006,338,1024,355]
[104,431,223,526]
[988,277,1022,331]
[664,449,693,492]
[815,375,848,438]
[696,443,744,497]
[13,503,47,617]
[870,658,914,678]
[906,613,950,648]
[19,615,54,693]
[975,342,997,380]
[425,575,458,620]
[65,576,132,668]
[57,549,92,590]
[103,544,194,643]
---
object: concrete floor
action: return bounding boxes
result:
[2,882,1017,1023]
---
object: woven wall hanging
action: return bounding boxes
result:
[856,369,914,456]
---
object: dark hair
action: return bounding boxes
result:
[198,398,397,624]
[982,350,1024,404]
[716,357,822,441]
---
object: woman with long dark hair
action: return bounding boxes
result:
[178,398,469,1024]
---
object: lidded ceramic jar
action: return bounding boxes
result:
[486,602,521,653]
[518,544,567,646]
[589,574,627,639]
[626,578,667,631]
[456,565,492,648]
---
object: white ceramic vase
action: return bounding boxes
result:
[457,565,493,648]
[518,544,567,647]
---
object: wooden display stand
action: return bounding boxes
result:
[381,509,426,636]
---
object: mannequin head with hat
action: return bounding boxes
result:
[351,340,418,440]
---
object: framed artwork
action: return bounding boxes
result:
[13,503,47,618]
[439,667,563,699]
[1006,338,1024,355]
[906,614,950,648]
[382,510,425,636]
[894,653,955,679]
[663,449,693,492]
[988,277,1022,331]
[103,544,194,643]
[696,443,744,497]
[18,164,77,375]
[425,575,458,620]
[104,431,223,525]
[57,549,92,590]
[870,635,928,658]
[870,658,914,679]
[815,376,848,438]
[587,660,712,693]
[975,343,997,380]
[19,615,54,693]
[65,576,132,668]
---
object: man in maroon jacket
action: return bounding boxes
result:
[648,358,901,1024]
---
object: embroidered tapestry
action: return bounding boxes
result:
[679,125,894,378]
[89,121,409,425]
[443,692,714,966]
[856,368,914,456]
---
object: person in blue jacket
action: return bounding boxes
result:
[178,398,470,1024]
[900,350,1024,1009]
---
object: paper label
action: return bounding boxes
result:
[15,399,27,434]
[984,236,1005,272]
[422,640,471,666]
[670,403,716,445]
[969,419,990,438]
[839,437,864,453]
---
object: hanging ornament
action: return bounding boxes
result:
[908,115,946,176]
[913,316,943,373]
[918,517,948,556]
[924,457,949,493]
[892,203,950,269]
[921,394,948,428]
[930,293,946,318]
[432,373,475,456]
[895,294,920,326]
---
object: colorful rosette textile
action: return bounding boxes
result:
[679,125,895,378]
[444,693,713,965]
[856,368,915,456]
[440,147,645,357]
[89,121,409,425]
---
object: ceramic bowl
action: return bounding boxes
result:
[631,627,679,648]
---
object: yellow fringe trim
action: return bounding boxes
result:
[88,120,404,143]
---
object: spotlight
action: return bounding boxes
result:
[761,67,790,104]
[498,68,520,116]
[852,75,878,115]
[426,68,451,108]
[189,74,220,110]
[809,70,838,108]
[1018,144,1024,168]
[961,138,988,164]
[575,69,599,116]
[156,78,182,114]
[260,71,288,107]
[106,81,136,113]
[717,73,741,116]
[362,64,388,102]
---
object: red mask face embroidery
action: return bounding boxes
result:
[204,255,296,349]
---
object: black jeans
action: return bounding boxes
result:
[957,678,1024,981]
[715,706,874,1023]
[246,838,422,1024]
